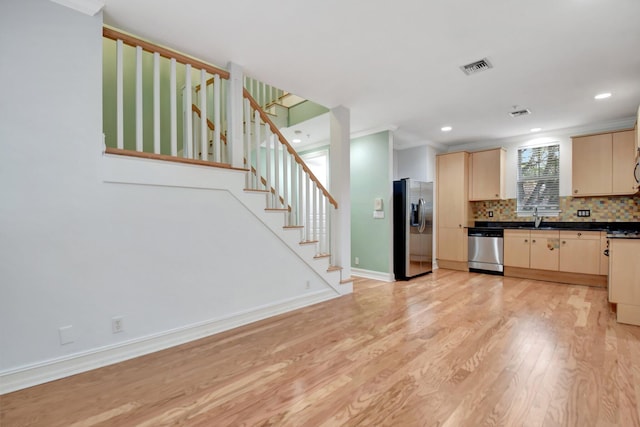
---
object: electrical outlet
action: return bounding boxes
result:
[488,211,493,218]
[355,257,359,265]
[112,316,124,334]
[577,209,591,217]
[58,325,75,345]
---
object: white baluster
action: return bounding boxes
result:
[170,58,177,156]
[265,128,272,207]
[274,133,280,207]
[135,46,143,152]
[116,39,124,150]
[153,52,160,154]
[282,145,289,222]
[313,182,318,244]
[306,174,311,242]
[213,74,221,163]
[253,110,262,189]
[199,69,207,161]
[184,64,192,158]
[244,98,251,188]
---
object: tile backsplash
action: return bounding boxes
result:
[472,196,640,222]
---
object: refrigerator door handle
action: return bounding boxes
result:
[418,198,426,233]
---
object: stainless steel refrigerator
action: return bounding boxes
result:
[393,179,433,280]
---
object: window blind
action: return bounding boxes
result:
[517,144,560,213]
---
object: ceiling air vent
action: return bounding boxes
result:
[460,58,493,76]
[509,109,531,118]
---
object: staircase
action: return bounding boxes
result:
[102,27,352,295]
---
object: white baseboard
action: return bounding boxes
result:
[351,267,395,282]
[0,290,337,394]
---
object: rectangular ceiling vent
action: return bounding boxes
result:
[509,109,532,118]
[460,58,493,76]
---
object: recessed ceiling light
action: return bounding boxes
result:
[441,126,452,132]
[292,138,302,143]
[594,92,612,100]
[530,127,542,132]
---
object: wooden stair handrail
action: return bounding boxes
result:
[103,27,230,80]
[191,104,227,145]
[249,166,291,211]
[243,88,338,209]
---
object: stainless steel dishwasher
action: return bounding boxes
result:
[468,228,504,275]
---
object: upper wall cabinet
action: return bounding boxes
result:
[468,148,506,201]
[572,130,638,197]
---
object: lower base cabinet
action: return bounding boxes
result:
[609,238,640,326]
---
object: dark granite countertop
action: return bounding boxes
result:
[474,221,640,233]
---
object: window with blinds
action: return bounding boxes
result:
[517,144,560,215]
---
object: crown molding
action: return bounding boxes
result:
[50,0,104,16]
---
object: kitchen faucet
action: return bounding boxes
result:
[533,206,543,228]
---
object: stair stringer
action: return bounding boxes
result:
[215,172,350,295]
[230,187,352,295]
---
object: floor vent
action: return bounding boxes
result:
[509,109,531,118]
[460,58,493,75]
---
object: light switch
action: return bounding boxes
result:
[374,198,383,211]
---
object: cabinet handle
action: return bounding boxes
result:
[577,232,582,237]
[574,189,578,194]
[495,194,499,197]
[532,240,536,243]
[524,239,528,243]
[459,224,462,228]
[562,241,566,244]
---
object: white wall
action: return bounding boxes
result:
[0,0,337,391]
[393,145,438,183]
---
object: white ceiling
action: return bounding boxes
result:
[103,0,640,149]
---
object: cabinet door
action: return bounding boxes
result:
[504,230,530,268]
[609,239,640,305]
[530,230,559,271]
[559,231,601,274]
[572,134,612,196]
[612,130,637,194]
[469,148,505,201]
[437,227,467,262]
[600,233,609,275]
[437,152,469,228]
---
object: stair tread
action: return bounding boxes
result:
[244,188,270,193]
[300,240,319,245]
[327,265,343,272]
[340,276,355,284]
[313,253,331,259]
[265,208,289,212]
[283,225,304,229]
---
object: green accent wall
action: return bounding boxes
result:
[288,101,329,127]
[351,131,392,273]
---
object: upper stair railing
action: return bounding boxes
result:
[102,27,230,167]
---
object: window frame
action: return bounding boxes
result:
[516,143,561,217]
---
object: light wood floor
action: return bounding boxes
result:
[2,270,640,426]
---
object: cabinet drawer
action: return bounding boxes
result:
[559,230,600,240]
[505,229,530,239]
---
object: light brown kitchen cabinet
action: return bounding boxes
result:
[599,232,609,275]
[469,148,505,201]
[612,130,637,194]
[572,133,612,196]
[559,230,600,275]
[436,151,470,269]
[572,129,637,196]
[504,230,531,268]
[608,238,640,326]
[529,230,559,271]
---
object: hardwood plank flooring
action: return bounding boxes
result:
[2,270,640,426]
